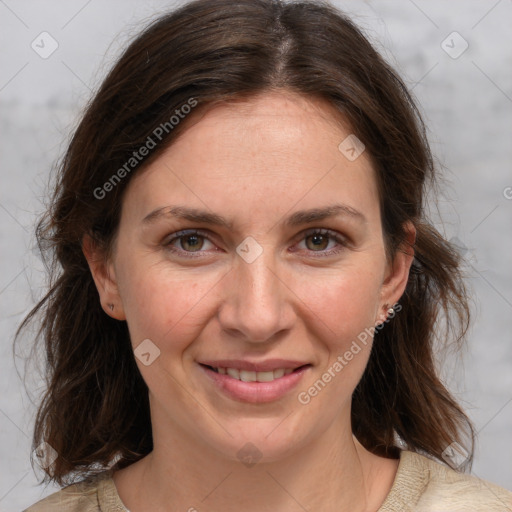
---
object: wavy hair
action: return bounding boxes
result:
[17,0,474,485]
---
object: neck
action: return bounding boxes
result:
[114,411,398,512]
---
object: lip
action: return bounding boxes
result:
[198,359,308,372]
[198,362,311,403]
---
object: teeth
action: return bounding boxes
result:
[214,366,299,382]
[226,368,239,379]
[258,370,276,382]
[240,370,256,382]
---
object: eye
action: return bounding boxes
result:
[294,228,348,256]
[163,227,348,259]
[305,232,330,251]
[165,229,216,255]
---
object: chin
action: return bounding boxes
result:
[197,414,313,466]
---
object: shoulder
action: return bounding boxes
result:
[380,450,512,511]
[23,471,126,512]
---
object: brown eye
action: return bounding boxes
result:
[165,229,217,258]
[305,233,330,251]
[179,234,204,252]
[294,229,348,257]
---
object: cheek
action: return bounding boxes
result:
[118,261,224,350]
[293,269,381,414]
[291,263,383,342]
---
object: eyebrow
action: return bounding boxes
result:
[141,203,366,228]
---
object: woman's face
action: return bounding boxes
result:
[92,91,411,463]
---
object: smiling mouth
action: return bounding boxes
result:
[200,364,311,383]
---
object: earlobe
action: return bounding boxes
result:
[375,303,398,326]
[82,234,126,320]
[378,222,416,322]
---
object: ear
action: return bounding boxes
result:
[376,221,416,325]
[82,234,126,320]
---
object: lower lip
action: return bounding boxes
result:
[198,364,311,403]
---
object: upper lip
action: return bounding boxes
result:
[198,359,310,372]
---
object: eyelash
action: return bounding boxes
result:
[164,228,348,258]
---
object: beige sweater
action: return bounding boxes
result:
[25,450,512,511]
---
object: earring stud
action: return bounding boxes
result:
[108,303,114,311]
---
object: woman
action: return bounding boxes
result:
[21,0,512,510]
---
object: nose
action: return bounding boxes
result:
[217,247,296,343]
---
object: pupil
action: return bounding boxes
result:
[182,235,203,251]
[308,234,328,250]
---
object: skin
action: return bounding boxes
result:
[84,90,415,512]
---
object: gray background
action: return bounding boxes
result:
[1,0,511,510]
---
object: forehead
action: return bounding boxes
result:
[122,91,380,229]
[179,91,353,162]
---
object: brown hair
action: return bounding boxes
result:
[18,0,474,485]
